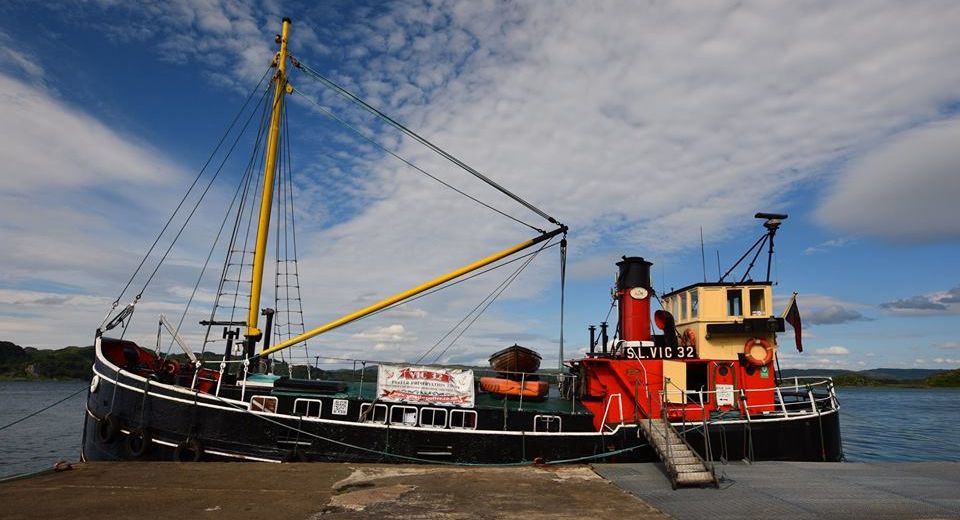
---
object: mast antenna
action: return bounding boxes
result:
[700,226,707,283]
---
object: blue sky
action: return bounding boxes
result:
[1,1,958,371]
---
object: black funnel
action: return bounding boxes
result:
[616,256,653,291]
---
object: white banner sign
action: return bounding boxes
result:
[377,365,475,408]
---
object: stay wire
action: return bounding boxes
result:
[414,245,539,364]
[290,56,560,226]
[280,241,561,353]
[106,66,272,315]
[202,92,273,351]
[290,87,542,233]
[0,385,86,432]
[353,241,561,332]
[164,113,268,359]
[431,239,550,363]
[136,82,276,300]
[559,236,567,369]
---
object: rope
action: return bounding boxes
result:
[415,240,551,364]
[105,66,272,318]
[290,56,560,226]
[559,237,567,370]
[290,87,542,233]
[136,83,275,300]
[431,239,550,363]
[0,386,86,432]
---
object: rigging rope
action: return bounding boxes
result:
[415,240,548,364]
[355,240,561,335]
[430,239,552,364]
[289,56,561,227]
[135,84,277,301]
[104,66,272,321]
[559,236,567,370]
[290,87,542,233]
[0,385,86,432]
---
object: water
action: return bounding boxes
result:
[0,381,87,478]
[0,382,958,477]
[839,387,960,462]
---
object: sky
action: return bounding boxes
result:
[0,0,958,372]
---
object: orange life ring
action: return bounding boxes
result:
[743,337,773,367]
[682,328,696,347]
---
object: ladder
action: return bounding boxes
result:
[639,418,718,489]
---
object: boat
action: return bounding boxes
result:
[81,18,841,485]
[488,344,542,374]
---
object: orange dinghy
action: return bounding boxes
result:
[479,377,549,398]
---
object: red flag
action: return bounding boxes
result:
[783,295,802,352]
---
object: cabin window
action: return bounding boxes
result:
[680,292,688,320]
[249,395,278,413]
[726,289,742,316]
[750,289,766,316]
[389,405,419,426]
[293,398,322,418]
[690,290,699,318]
[534,415,562,433]
[359,403,388,424]
[419,407,448,429]
[450,410,477,430]
[672,297,679,319]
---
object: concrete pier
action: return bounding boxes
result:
[595,461,960,519]
[3,461,958,519]
[0,462,667,519]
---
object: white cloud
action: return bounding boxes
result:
[814,346,850,355]
[817,118,960,241]
[0,73,178,193]
[6,1,960,362]
[804,238,852,255]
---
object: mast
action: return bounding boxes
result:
[246,17,292,346]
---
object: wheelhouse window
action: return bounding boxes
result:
[690,290,699,318]
[389,405,418,426]
[293,398,322,418]
[419,407,448,429]
[726,289,742,316]
[249,395,278,413]
[680,292,688,320]
[749,288,766,316]
[359,403,388,424]
[450,410,477,430]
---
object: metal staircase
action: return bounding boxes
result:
[639,417,718,489]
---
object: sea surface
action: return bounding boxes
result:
[1,381,958,478]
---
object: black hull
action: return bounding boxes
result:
[82,356,842,465]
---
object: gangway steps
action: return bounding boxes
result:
[639,418,718,489]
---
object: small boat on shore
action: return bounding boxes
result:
[488,344,542,374]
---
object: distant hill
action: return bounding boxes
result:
[779,368,947,381]
[0,341,94,380]
[780,367,958,387]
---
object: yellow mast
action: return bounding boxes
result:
[246,17,292,343]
